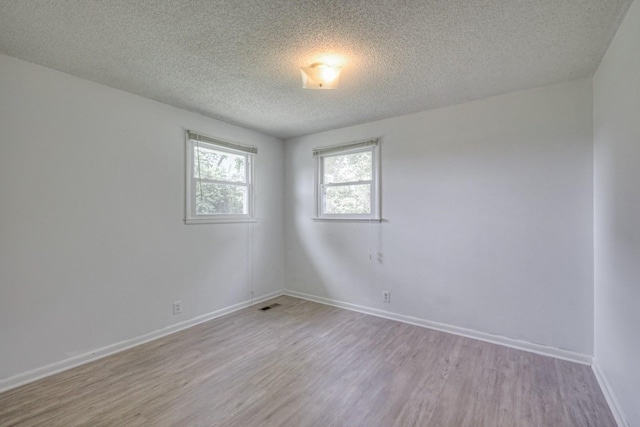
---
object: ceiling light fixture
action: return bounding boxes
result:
[300,63,342,90]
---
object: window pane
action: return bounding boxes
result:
[193,145,246,183]
[324,184,371,214]
[323,151,372,184]
[195,182,247,215]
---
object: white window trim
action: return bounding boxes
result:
[313,139,381,222]
[185,131,257,225]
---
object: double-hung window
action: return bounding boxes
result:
[314,139,381,221]
[185,131,256,224]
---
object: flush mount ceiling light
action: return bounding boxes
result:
[300,63,342,90]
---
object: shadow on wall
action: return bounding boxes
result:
[292,212,386,306]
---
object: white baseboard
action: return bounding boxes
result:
[1,288,597,398]
[592,360,630,427]
[0,289,284,394]
[284,289,593,365]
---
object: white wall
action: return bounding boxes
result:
[594,0,640,424]
[0,54,284,382]
[284,79,594,354]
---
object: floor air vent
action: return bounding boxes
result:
[260,303,281,311]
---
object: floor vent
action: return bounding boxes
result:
[260,303,281,311]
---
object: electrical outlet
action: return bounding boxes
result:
[173,300,182,315]
[383,290,390,303]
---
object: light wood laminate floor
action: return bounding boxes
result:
[0,296,615,426]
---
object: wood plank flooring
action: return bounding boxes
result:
[0,296,615,426]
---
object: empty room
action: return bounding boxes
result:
[0,1,638,426]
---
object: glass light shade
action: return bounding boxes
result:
[301,63,342,89]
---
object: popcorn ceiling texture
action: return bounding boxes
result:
[0,0,632,139]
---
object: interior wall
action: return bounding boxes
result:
[593,0,640,424]
[284,79,594,354]
[0,53,284,382]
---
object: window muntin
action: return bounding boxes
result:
[186,132,256,224]
[315,140,380,220]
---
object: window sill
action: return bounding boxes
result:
[312,217,382,223]
[185,218,258,225]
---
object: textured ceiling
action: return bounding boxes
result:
[0,1,632,139]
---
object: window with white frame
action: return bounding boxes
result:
[314,139,380,221]
[185,131,256,224]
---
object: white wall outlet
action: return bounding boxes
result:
[383,290,391,303]
[173,300,182,315]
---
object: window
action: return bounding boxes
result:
[314,139,380,221]
[185,131,256,224]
